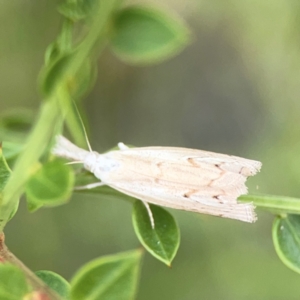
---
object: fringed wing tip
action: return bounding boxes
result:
[238,160,260,222]
[244,160,262,177]
[253,160,262,174]
[238,202,257,223]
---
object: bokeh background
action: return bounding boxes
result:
[2,0,300,299]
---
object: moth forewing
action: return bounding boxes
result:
[53,136,261,223]
[96,150,259,223]
[104,183,257,223]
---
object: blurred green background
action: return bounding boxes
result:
[2,0,300,299]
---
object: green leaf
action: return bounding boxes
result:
[0,264,30,300]
[26,198,43,213]
[132,201,180,266]
[45,42,64,67]
[272,214,300,273]
[111,5,191,65]
[0,144,12,192]
[40,52,74,97]
[0,109,33,142]
[70,249,143,300]
[2,141,23,162]
[25,159,74,211]
[57,0,100,22]
[0,144,19,221]
[58,2,87,22]
[41,52,96,101]
[42,0,122,96]
[69,60,98,100]
[35,270,70,299]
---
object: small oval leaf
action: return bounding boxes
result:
[132,201,180,266]
[0,145,19,220]
[111,5,191,65]
[2,141,23,163]
[40,53,73,97]
[0,109,33,140]
[58,2,87,22]
[0,264,30,300]
[68,59,97,100]
[35,270,70,299]
[70,249,143,300]
[25,159,74,210]
[272,214,300,274]
[0,145,12,192]
[44,42,64,67]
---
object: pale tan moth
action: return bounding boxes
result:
[52,136,261,226]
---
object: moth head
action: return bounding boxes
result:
[83,152,120,180]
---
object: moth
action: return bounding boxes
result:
[53,136,261,225]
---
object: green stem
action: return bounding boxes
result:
[55,0,121,146]
[239,194,300,215]
[0,98,62,231]
[56,0,121,146]
[67,0,120,76]
[0,233,61,300]
[0,0,121,232]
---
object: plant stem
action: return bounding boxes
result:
[0,0,121,232]
[0,233,61,300]
[66,0,120,77]
[239,194,300,215]
[0,98,61,232]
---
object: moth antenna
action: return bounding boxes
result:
[142,201,155,229]
[84,130,93,153]
[72,100,93,152]
[79,114,93,153]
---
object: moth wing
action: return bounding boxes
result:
[100,147,261,222]
[108,182,256,223]
[125,146,262,176]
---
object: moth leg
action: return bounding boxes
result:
[142,201,155,229]
[118,142,129,150]
[74,182,105,190]
[65,161,84,165]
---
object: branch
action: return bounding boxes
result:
[0,233,61,300]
